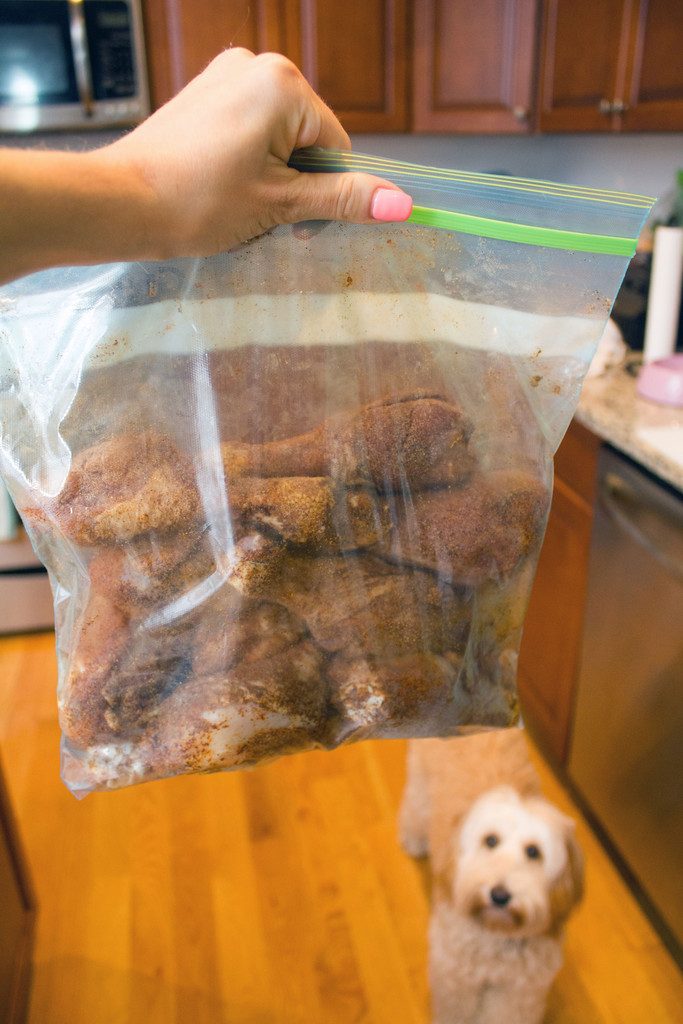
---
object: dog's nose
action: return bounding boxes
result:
[490,885,511,907]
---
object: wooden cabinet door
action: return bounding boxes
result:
[144,0,408,131]
[143,1,301,109]
[298,0,408,132]
[620,0,683,131]
[413,0,539,132]
[517,422,600,766]
[538,0,631,131]
[518,477,593,765]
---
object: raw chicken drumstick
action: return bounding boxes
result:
[221,393,475,490]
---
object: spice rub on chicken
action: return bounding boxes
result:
[88,526,214,614]
[220,392,476,490]
[30,430,200,544]
[232,549,473,661]
[50,391,548,790]
[376,470,549,586]
[228,475,380,550]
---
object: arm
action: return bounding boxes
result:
[0,48,412,285]
[0,148,161,283]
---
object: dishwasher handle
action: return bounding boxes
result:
[601,470,683,583]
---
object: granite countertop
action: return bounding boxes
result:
[576,357,683,491]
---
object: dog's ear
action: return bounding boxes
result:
[430,813,463,904]
[549,822,584,934]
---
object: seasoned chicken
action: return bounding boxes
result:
[59,593,131,747]
[377,470,549,586]
[328,646,516,736]
[95,639,327,784]
[231,548,473,661]
[88,526,214,613]
[35,430,199,544]
[192,589,308,677]
[99,616,196,736]
[51,390,548,790]
[327,652,461,731]
[221,394,474,490]
[228,475,380,549]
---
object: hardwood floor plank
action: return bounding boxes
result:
[291,757,372,1021]
[167,779,224,1024]
[528,743,683,1023]
[239,767,327,1023]
[315,775,427,1024]
[204,773,276,1022]
[127,785,177,1023]
[0,633,681,1024]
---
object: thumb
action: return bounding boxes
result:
[282,171,413,225]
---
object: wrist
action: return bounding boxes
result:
[95,141,214,263]
[0,147,170,283]
[77,148,169,264]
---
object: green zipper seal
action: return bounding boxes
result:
[408,205,637,256]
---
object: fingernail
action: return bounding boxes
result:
[371,188,413,222]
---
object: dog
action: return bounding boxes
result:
[399,729,584,1024]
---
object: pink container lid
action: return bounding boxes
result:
[637,355,683,408]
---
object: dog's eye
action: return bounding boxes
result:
[483,834,499,849]
[525,843,542,860]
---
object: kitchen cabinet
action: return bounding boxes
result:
[518,420,601,766]
[0,764,35,1024]
[412,0,539,133]
[620,0,683,130]
[298,0,409,132]
[143,0,683,133]
[143,0,409,131]
[538,0,683,132]
[143,1,301,109]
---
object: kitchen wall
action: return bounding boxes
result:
[7,128,682,195]
[9,128,680,217]
[353,133,683,216]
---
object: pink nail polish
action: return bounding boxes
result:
[371,188,413,222]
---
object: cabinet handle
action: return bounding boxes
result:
[598,99,629,116]
[513,106,528,123]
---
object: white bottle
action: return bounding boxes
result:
[643,225,683,363]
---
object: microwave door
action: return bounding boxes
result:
[84,0,138,103]
[0,0,84,130]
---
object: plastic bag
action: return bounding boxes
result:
[0,151,653,795]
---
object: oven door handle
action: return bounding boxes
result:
[68,0,95,117]
[601,471,683,583]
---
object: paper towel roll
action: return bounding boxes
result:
[643,226,683,363]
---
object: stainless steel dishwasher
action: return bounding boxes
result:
[569,444,683,956]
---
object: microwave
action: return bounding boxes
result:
[0,0,149,132]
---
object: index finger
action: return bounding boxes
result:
[295,84,352,152]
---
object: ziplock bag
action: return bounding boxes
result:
[0,151,653,795]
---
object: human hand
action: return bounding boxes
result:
[98,47,413,259]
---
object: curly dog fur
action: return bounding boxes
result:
[399,730,584,1024]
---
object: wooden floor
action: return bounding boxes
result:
[0,631,681,1024]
